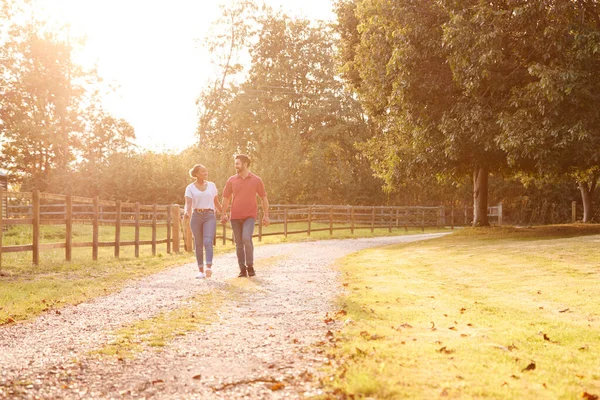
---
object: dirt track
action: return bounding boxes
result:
[0,234,447,399]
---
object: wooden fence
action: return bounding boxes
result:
[184,203,503,249]
[0,190,503,267]
[0,191,183,267]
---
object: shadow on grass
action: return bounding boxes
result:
[453,224,600,241]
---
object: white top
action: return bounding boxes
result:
[185,182,218,210]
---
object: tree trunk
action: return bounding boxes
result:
[473,165,490,227]
[578,177,597,223]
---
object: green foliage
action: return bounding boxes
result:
[197,2,383,204]
[0,1,135,191]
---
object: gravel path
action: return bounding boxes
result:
[0,233,448,399]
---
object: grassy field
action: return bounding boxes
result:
[322,225,600,399]
[0,221,439,325]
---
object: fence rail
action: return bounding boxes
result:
[0,191,183,267]
[182,203,503,250]
[1,190,504,267]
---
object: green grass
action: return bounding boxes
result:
[1,221,441,326]
[94,253,289,358]
[322,225,600,399]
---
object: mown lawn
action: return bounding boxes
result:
[324,225,600,399]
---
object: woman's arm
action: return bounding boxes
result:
[184,196,192,217]
[214,195,223,213]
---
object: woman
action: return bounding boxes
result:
[184,164,222,279]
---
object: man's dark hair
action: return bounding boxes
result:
[235,154,251,167]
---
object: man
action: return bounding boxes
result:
[221,154,270,277]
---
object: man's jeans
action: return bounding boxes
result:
[230,218,255,268]
[190,210,216,267]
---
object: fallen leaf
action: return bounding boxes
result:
[360,331,370,338]
[270,382,285,391]
[543,333,551,341]
[579,345,589,351]
[522,362,536,372]
[342,283,349,287]
[438,346,454,354]
[460,308,466,314]
[559,308,570,313]
[582,392,599,400]
[192,374,202,380]
[335,310,347,317]
[151,379,164,385]
[449,326,457,331]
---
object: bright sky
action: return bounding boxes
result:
[41,0,336,153]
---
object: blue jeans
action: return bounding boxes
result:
[230,218,255,269]
[190,210,216,267]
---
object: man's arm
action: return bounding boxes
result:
[260,196,269,226]
[221,197,230,224]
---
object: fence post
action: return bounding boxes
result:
[464,205,468,225]
[258,208,263,242]
[371,207,375,233]
[329,206,334,236]
[572,201,577,223]
[497,202,503,226]
[171,205,180,253]
[92,196,99,261]
[134,202,140,257]
[0,192,3,269]
[307,206,312,236]
[450,204,455,230]
[166,205,172,254]
[283,208,288,238]
[152,204,157,256]
[388,207,392,232]
[421,209,425,232]
[115,200,121,258]
[66,195,72,261]
[351,206,355,234]
[32,191,40,265]
[183,213,192,252]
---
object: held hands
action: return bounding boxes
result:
[221,213,229,225]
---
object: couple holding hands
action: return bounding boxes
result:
[183,154,269,279]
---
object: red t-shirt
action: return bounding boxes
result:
[223,172,267,219]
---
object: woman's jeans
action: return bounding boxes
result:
[230,218,255,268]
[190,210,216,267]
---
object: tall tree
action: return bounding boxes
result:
[335,0,509,225]
[0,1,136,193]
[199,4,380,204]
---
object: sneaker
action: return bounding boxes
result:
[247,266,255,277]
[195,272,206,279]
[238,267,248,278]
[205,267,212,278]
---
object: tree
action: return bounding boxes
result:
[335,0,510,225]
[0,1,137,194]
[198,4,381,204]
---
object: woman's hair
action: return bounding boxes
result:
[188,164,206,178]
[235,154,251,167]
